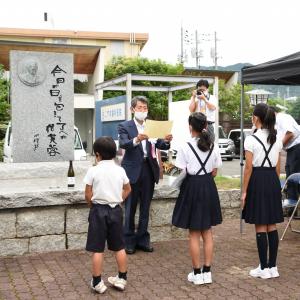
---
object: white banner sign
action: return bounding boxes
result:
[101,103,125,122]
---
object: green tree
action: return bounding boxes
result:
[74,79,88,94]
[104,57,255,122]
[218,81,252,121]
[289,97,300,120]
[267,97,284,108]
[104,56,189,120]
[0,65,9,123]
[267,97,295,113]
[0,64,10,161]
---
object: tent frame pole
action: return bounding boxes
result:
[240,84,245,234]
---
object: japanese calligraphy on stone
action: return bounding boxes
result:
[46,65,68,157]
[10,50,74,162]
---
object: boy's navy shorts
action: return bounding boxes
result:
[86,204,125,253]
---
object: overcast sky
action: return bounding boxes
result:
[1,0,300,68]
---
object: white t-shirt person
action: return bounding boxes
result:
[83,159,129,207]
[196,92,217,123]
[189,80,217,123]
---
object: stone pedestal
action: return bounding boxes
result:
[0,182,241,256]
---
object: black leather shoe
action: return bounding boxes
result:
[125,248,136,255]
[136,245,154,252]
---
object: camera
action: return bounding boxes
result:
[197,90,203,96]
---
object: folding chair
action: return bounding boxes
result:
[280,173,300,240]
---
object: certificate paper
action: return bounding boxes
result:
[144,120,173,139]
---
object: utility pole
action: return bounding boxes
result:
[179,25,190,65]
[180,28,219,68]
[214,31,218,70]
[192,30,203,68]
[195,30,200,68]
[180,25,184,64]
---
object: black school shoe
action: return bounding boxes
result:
[136,245,154,252]
[125,248,136,255]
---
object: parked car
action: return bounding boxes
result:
[228,128,252,156]
[161,127,235,162]
[218,126,236,161]
[3,122,87,162]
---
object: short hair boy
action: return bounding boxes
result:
[84,136,131,293]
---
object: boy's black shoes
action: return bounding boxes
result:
[125,245,154,253]
[136,245,154,252]
[125,248,136,255]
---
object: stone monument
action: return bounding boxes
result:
[10,50,74,162]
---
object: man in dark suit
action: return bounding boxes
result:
[118,96,172,254]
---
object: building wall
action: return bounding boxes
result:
[75,109,93,154]
[0,31,145,151]
[225,72,239,88]
[0,35,142,65]
[0,36,43,43]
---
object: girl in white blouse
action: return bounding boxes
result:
[242,103,283,280]
[172,112,222,285]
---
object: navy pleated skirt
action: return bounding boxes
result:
[172,173,222,230]
[242,167,284,224]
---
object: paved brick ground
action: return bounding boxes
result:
[0,219,299,300]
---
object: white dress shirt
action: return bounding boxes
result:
[275,112,300,149]
[244,129,283,167]
[175,137,222,175]
[193,93,217,122]
[133,119,148,157]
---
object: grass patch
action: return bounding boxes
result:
[215,176,240,190]
[215,175,286,190]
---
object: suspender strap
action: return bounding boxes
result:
[251,135,274,167]
[187,142,214,175]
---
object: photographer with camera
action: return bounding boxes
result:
[189,79,217,141]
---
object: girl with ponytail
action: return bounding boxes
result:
[242,103,284,279]
[172,112,222,285]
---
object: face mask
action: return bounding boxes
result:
[134,111,148,121]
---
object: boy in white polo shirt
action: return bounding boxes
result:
[84,136,131,294]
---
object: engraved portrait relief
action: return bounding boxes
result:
[17,57,46,87]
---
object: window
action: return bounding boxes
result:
[74,129,82,150]
[218,127,227,139]
[52,38,69,44]
[7,125,12,146]
[229,132,240,142]
[111,41,125,56]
